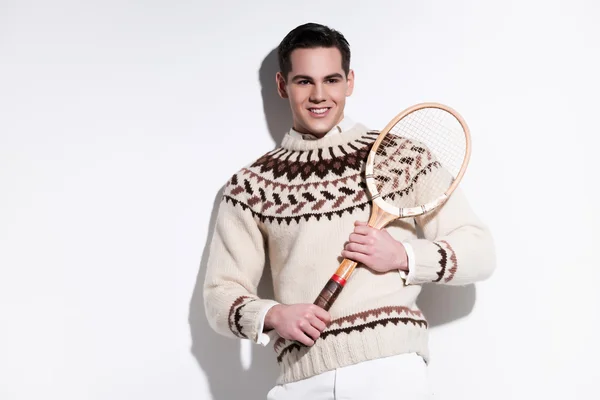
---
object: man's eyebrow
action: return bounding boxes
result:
[324,73,344,80]
[290,73,344,82]
[290,74,314,82]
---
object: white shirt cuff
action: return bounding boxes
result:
[256,303,279,346]
[399,242,416,285]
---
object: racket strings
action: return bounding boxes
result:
[372,107,467,208]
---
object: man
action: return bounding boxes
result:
[203,22,495,399]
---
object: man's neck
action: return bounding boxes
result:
[289,117,356,141]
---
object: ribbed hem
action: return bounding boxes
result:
[274,323,429,384]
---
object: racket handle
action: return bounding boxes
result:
[313,276,345,311]
[314,258,358,311]
[293,263,356,347]
[291,280,344,348]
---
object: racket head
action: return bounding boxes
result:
[365,102,471,218]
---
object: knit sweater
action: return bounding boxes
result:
[203,122,495,384]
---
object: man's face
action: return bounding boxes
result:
[276,47,354,138]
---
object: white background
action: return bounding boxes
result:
[1,0,598,399]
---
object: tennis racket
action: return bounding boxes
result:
[313,102,471,311]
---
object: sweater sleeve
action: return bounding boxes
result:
[203,181,279,342]
[402,162,496,286]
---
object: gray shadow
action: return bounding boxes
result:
[188,48,287,400]
[189,188,279,400]
[417,283,476,328]
[259,48,292,145]
[413,220,477,327]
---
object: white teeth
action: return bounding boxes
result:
[310,108,328,114]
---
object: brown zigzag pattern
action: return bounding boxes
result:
[240,168,363,191]
[433,243,447,283]
[360,160,443,209]
[375,161,441,206]
[225,162,440,222]
[276,343,303,363]
[328,306,423,327]
[275,317,428,363]
[411,161,441,184]
[373,133,440,193]
[377,160,441,198]
[374,136,426,171]
[233,299,256,339]
[223,149,441,225]
[222,173,428,225]
[320,317,428,340]
[439,240,458,282]
[273,337,286,352]
[223,195,370,225]
[250,135,377,181]
[228,296,250,338]
[228,178,368,214]
[273,306,422,351]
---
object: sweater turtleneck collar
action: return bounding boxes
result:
[281,122,372,152]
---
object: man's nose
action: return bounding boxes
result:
[309,83,325,103]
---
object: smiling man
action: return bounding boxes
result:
[203,22,495,400]
[276,45,354,138]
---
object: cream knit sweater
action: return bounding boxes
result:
[203,122,495,384]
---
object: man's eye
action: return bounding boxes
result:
[298,80,310,85]
[328,79,340,83]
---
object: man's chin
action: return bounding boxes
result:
[302,122,336,138]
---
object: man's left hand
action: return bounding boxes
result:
[341,221,409,273]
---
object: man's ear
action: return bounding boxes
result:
[346,69,355,96]
[276,72,288,99]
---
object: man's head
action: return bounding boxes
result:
[276,23,354,138]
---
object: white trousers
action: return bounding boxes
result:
[267,353,432,400]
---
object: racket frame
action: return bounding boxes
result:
[313,102,472,312]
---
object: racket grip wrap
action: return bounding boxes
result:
[314,278,344,311]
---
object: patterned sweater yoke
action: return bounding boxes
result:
[224,125,378,225]
[203,122,496,384]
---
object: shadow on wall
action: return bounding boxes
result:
[187,48,287,400]
[188,48,477,400]
[189,187,279,400]
[260,48,293,145]
[412,220,476,326]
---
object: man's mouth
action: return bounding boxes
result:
[308,107,331,117]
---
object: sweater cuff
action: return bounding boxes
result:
[256,303,279,346]
[398,242,416,285]
[402,239,452,285]
[228,297,279,342]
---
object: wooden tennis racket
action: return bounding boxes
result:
[313,102,471,311]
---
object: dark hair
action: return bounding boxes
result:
[277,22,351,80]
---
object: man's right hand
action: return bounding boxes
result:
[264,304,331,346]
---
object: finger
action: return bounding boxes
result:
[299,322,321,341]
[345,242,370,254]
[293,329,315,346]
[354,225,376,236]
[349,233,372,245]
[341,250,369,265]
[310,305,332,324]
[308,314,327,332]
[354,220,367,226]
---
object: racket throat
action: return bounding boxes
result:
[368,202,400,229]
[398,194,449,218]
